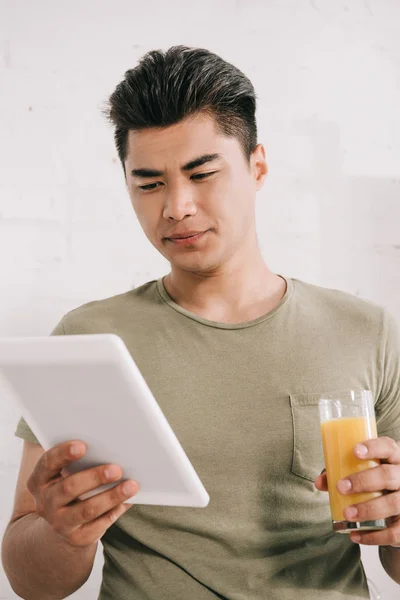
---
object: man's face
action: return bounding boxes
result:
[124,112,267,275]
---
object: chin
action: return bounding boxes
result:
[159,236,223,274]
[171,256,221,275]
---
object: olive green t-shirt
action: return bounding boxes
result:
[15,276,400,600]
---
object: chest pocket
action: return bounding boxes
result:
[289,393,325,482]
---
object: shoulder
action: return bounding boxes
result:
[55,280,161,334]
[291,278,387,335]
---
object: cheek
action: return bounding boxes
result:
[201,177,232,218]
[131,197,159,234]
[211,176,252,220]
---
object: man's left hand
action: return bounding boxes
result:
[314,436,400,546]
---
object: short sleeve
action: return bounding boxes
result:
[14,317,67,445]
[375,309,400,442]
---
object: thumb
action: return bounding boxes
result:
[314,468,329,492]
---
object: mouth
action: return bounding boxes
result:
[165,230,209,246]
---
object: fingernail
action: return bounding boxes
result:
[105,465,121,480]
[351,534,361,543]
[345,506,358,519]
[123,481,137,496]
[355,444,368,457]
[337,479,352,493]
[70,443,84,456]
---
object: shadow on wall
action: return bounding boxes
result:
[320,173,400,314]
[284,117,400,312]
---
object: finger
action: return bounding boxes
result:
[349,521,400,547]
[33,441,86,488]
[337,463,400,495]
[62,502,132,548]
[57,479,139,533]
[80,502,133,545]
[343,490,400,522]
[314,472,328,492]
[52,463,124,508]
[353,437,400,464]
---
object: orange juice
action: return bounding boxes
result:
[321,416,381,521]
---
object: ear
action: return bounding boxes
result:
[251,144,268,190]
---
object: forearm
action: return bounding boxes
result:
[379,546,400,585]
[1,513,97,600]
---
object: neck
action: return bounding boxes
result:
[163,245,287,324]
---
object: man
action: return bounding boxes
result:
[2,45,400,600]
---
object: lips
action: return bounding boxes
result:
[168,231,205,240]
[165,230,209,246]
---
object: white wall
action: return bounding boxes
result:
[1,0,400,598]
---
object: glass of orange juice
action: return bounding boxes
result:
[319,390,386,533]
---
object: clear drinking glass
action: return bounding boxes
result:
[367,578,381,600]
[319,390,386,533]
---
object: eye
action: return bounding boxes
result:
[138,182,163,191]
[191,171,216,181]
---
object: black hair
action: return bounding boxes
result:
[105,45,258,167]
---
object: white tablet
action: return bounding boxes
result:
[0,334,210,508]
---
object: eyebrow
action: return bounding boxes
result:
[130,153,222,178]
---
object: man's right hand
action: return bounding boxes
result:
[27,441,139,548]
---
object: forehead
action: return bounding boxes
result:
[125,113,240,168]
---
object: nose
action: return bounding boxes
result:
[162,185,197,221]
